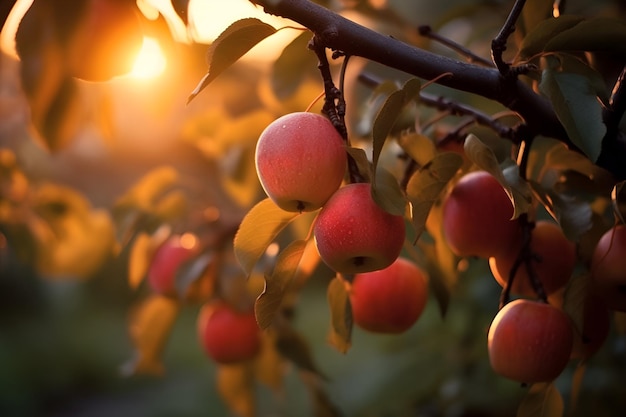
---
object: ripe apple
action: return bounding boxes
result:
[255,112,347,212]
[488,299,574,383]
[350,257,429,333]
[67,0,143,81]
[147,234,200,297]
[313,182,406,274]
[197,302,261,364]
[442,170,522,258]
[489,221,576,297]
[591,224,626,311]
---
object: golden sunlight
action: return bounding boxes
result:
[128,37,167,79]
[0,0,33,58]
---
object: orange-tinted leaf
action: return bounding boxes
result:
[611,181,626,226]
[372,78,421,172]
[271,30,317,99]
[128,232,154,290]
[255,239,307,329]
[397,132,437,168]
[253,329,285,391]
[406,152,463,240]
[327,276,352,354]
[189,18,277,102]
[234,198,300,275]
[517,382,564,417]
[216,363,256,417]
[122,295,181,376]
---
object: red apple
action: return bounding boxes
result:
[255,112,347,212]
[591,224,626,311]
[147,234,200,297]
[350,257,429,333]
[442,170,522,258]
[313,182,406,274]
[488,299,574,383]
[197,302,261,364]
[489,221,576,297]
[67,0,143,81]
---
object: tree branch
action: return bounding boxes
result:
[250,0,567,142]
[249,0,625,180]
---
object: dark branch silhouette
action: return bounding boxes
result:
[250,0,626,180]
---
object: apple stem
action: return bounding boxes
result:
[308,36,365,184]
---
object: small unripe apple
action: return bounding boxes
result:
[197,302,261,364]
[591,224,626,311]
[147,234,200,296]
[489,221,576,297]
[67,0,143,81]
[255,112,347,212]
[313,183,406,274]
[488,299,574,383]
[350,257,429,333]
[442,170,522,258]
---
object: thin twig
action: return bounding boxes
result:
[491,0,527,76]
[418,25,494,68]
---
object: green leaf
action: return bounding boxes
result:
[327,276,352,354]
[464,134,531,218]
[255,239,308,329]
[518,0,554,40]
[271,30,317,100]
[406,152,463,241]
[529,180,593,241]
[416,240,453,317]
[345,146,373,183]
[275,323,326,378]
[545,17,626,55]
[371,78,422,171]
[519,15,584,59]
[517,382,564,417]
[372,167,406,216]
[539,59,606,162]
[188,18,277,102]
[234,198,300,275]
[562,273,591,335]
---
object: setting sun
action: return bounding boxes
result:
[129,37,166,79]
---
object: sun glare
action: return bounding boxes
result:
[129,37,167,79]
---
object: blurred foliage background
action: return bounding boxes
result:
[2,0,626,416]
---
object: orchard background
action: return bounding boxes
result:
[1,0,626,416]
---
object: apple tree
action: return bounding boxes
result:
[1,0,626,415]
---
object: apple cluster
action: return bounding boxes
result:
[256,112,428,333]
[442,170,621,383]
[255,112,407,273]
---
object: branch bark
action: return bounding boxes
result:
[250,0,626,180]
[251,0,567,141]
